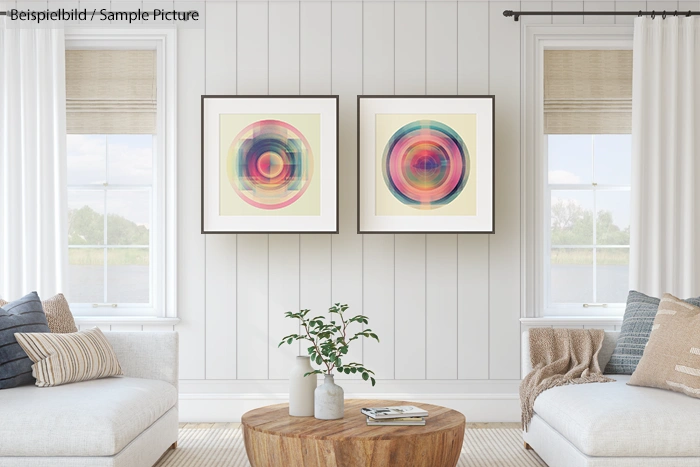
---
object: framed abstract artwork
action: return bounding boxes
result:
[201,95,338,233]
[357,96,495,234]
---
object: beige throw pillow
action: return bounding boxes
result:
[0,293,77,333]
[629,293,700,398]
[14,327,123,387]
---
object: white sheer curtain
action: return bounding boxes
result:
[630,17,700,297]
[0,25,68,300]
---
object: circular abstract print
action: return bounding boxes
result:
[227,119,313,210]
[382,120,469,209]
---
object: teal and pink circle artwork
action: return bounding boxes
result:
[227,119,313,210]
[382,120,469,210]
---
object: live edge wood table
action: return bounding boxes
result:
[241,399,466,467]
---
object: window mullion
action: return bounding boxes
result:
[104,135,109,305]
[592,136,597,304]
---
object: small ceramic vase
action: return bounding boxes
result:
[314,374,344,420]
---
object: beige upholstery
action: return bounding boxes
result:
[0,332,178,467]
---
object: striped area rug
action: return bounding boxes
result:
[156,425,546,467]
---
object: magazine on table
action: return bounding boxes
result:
[360,405,428,420]
[366,417,426,426]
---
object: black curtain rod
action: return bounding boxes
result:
[504,9,700,21]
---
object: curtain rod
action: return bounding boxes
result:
[504,10,700,21]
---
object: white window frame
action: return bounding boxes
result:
[521,25,633,319]
[65,29,177,321]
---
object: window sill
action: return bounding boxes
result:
[74,316,180,326]
[520,316,622,326]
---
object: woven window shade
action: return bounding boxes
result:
[66,50,156,134]
[544,50,632,134]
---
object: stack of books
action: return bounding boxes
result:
[361,405,428,426]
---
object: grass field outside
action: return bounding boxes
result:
[551,248,629,265]
[69,248,149,266]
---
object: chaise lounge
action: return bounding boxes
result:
[522,330,700,467]
[0,332,179,467]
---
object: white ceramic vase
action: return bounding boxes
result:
[314,374,344,420]
[289,356,316,417]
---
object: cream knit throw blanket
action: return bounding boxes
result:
[520,328,614,430]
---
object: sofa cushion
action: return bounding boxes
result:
[0,294,78,333]
[533,375,700,457]
[0,292,50,389]
[605,290,700,375]
[0,376,177,456]
[16,327,123,387]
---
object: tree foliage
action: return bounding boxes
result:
[68,205,149,245]
[551,199,629,246]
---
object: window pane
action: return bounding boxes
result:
[68,191,104,245]
[597,248,630,303]
[67,248,104,303]
[106,191,151,245]
[551,190,594,245]
[548,135,592,184]
[551,248,593,303]
[107,135,154,185]
[594,135,631,186]
[107,248,149,304]
[67,135,106,185]
[596,191,630,245]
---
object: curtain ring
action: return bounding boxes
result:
[674,10,678,17]
[662,11,667,19]
[651,10,656,19]
[638,10,643,17]
[687,10,692,17]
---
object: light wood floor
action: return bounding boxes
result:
[180,422,520,429]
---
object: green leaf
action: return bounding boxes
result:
[336,358,342,367]
[362,372,369,381]
[351,368,357,374]
[316,355,323,365]
[344,367,351,374]
[287,337,293,345]
[370,377,376,386]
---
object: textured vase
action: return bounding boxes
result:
[314,374,344,420]
[289,356,316,417]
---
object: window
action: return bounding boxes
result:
[547,134,631,311]
[67,134,154,308]
[525,43,632,316]
[65,31,176,318]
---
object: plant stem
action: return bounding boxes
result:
[302,321,331,374]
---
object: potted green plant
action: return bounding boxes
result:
[279,303,379,420]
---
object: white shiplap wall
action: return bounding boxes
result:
[76,0,692,422]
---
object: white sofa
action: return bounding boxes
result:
[0,332,179,467]
[522,330,700,467]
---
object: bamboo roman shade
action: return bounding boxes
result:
[66,50,156,134]
[544,50,632,134]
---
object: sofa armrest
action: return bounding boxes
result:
[103,332,179,390]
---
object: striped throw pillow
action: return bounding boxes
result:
[14,327,123,387]
[629,294,700,399]
[1,294,77,334]
[0,292,51,389]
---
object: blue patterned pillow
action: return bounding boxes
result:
[0,292,50,389]
[605,291,700,374]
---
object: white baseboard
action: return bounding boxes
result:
[179,392,520,423]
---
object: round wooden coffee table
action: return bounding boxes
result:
[241,399,465,467]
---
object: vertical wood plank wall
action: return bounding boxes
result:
[180,0,526,385]
[75,0,688,420]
